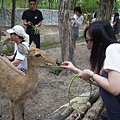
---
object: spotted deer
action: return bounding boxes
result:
[0,42,56,120]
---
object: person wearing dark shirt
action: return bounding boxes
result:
[22,0,43,48]
[112,12,120,35]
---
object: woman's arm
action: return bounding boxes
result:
[80,69,120,96]
[62,61,82,73]
[62,61,98,86]
[93,70,120,96]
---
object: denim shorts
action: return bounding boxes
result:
[100,72,120,120]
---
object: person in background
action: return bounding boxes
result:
[92,12,97,23]
[62,21,120,120]
[69,6,84,49]
[6,25,29,73]
[22,0,43,49]
[112,12,120,35]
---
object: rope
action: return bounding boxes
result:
[50,66,93,113]
[68,74,93,113]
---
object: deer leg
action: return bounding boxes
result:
[18,100,25,120]
[10,100,15,120]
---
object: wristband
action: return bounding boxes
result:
[75,69,79,74]
[90,73,95,83]
[91,72,95,79]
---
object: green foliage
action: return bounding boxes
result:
[49,59,62,75]
[0,0,12,8]
[37,0,59,9]
[113,0,120,13]
[0,49,14,55]
[49,66,62,75]
[30,22,40,35]
[79,0,99,13]
[0,0,119,12]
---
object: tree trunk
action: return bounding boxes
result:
[82,97,104,120]
[44,88,100,120]
[11,0,16,27]
[1,0,4,8]
[58,0,71,62]
[58,0,75,75]
[97,0,115,22]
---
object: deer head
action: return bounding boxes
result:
[18,42,56,67]
[3,38,11,45]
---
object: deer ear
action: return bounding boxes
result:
[18,43,29,56]
[30,42,36,48]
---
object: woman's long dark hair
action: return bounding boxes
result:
[84,20,118,74]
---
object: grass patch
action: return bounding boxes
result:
[77,36,85,42]
[0,49,14,55]
[41,36,85,50]
[41,41,60,47]
[41,41,61,50]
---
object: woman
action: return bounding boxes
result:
[112,12,120,35]
[62,21,120,120]
[69,6,84,49]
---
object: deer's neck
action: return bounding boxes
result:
[25,59,39,83]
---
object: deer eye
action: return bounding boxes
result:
[35,54,42,57]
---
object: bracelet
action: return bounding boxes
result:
[90,73,95,83]
[90,72,95,79]
[75,69,79,74]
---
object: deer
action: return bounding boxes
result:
[0,29,6,41]
[0,42,56,120]
[3,38,14,51]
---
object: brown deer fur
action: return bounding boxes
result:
[0,42,56,120]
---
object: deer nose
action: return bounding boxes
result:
[56,61,61,66]
[0,54,4,57]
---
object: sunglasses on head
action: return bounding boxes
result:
[85,38,93,43]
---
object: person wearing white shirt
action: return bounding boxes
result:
[6,25,29,73]
[69,6,84,49]
[62,21,120,120]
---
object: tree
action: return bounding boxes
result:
[97,0,116,22]
[58,0,75,75]
[58,0,116,76]
[11,0,16,27]
[1,0,4,8]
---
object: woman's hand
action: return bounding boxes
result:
[62,61,82,73]
[78,69,94,81]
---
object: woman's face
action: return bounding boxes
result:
[85,30,93,51]
[75,11,80,16]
